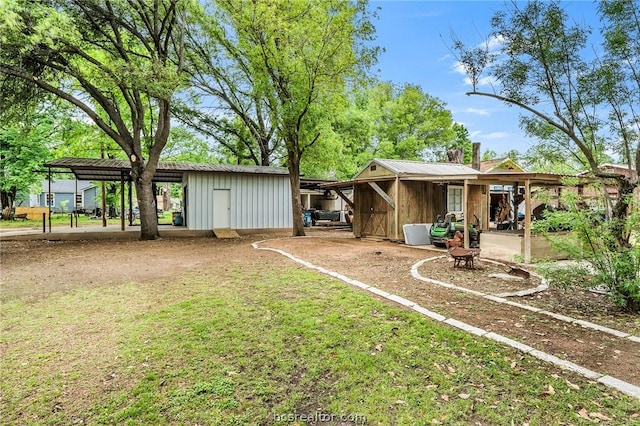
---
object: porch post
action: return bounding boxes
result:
[524,179,532,263]
[128,180,133,226]
[463,179,469,249]
[394,176,400,240]
[120,171,125,231]
[48,168,51,233]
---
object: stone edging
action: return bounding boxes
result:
[252,239,640,400]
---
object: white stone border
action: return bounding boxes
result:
[412,256,639,342]
[252,239,640,400]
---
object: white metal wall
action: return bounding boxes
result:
[184,172,293,230]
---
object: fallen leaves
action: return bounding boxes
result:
[540,384,555,397]
[577,408,612,421]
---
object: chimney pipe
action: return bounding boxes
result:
[472,142,481,170]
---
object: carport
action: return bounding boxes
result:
[467,172,569,263]
[44,157,184,232]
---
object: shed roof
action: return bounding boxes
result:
[44,157,289,183]
[357,158,481,178]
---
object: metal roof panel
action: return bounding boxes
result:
[372,159,481,176]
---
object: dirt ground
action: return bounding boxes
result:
[1,227,639,388]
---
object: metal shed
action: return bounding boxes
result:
[44,158,293,233]
[184,169,292,231]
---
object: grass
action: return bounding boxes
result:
[0,212,171,229]
[1,264,639,425]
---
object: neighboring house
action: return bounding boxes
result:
[576,163,638,209]
[28,180,98,213]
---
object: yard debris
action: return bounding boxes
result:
[565,379,580,390]
[540,384,555,396]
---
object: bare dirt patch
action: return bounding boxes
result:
[2,228,639,389]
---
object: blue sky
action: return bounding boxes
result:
[369,0,601,157]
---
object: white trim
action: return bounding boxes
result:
[447,185,463,214]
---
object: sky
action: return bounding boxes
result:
[369,0,601,158]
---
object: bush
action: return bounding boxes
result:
[534,186,640,312]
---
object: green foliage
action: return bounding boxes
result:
[161,127,218,164]
[368,83,456,160]
[535,186,640,311]
[0,0,190,239]
[323,81,462,179]
[452,0,639,175]
[0,115,53,207]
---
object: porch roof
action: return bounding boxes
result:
[321,170,570,189]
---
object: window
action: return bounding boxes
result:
[45,193,55,207]
[447,185,463,213]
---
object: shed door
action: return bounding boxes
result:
[213,189,231,228]
[360,187,388,238]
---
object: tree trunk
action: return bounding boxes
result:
[135,178,159,240]
[130,159,159,240]
[287,150,305,237]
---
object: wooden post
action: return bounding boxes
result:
[47,168,51,233]
[394,176,400,241]
[120,171,125,231]
[463,179,469,249]
[128,180,133,226]
[524,179,532,263]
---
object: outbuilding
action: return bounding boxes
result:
[323,158,485,241]
[43,158,293,233]
[323,157,570,263]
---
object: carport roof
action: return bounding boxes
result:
[44,157,289,183]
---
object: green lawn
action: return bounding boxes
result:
[0,212,170,229]
[1,265,639,425]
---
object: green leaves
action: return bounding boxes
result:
[0,114,53,203]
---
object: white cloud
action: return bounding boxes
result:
[452,61,466,75]
[463,75,498,87]
[465,108,490,116]
[469,130,482,138]
[485,131,509,139]
[484,34,504,51]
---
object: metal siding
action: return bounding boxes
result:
[186,172,292,230]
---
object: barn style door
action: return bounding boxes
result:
[358,184,390,238]
[362,208,387,237]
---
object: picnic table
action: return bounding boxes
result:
[448,247,481,269]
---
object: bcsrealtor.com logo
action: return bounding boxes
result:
[273,412,367,424]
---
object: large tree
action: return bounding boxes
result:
[452,0,640,310]
[0,0,187,240]
[195,0,378,236]
[323,81,465,179]
[368,82,457,160]
[175,4,282,167]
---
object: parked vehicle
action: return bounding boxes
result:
[429,213,481,248]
